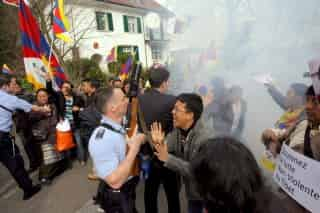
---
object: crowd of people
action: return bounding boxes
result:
[0,64,319,213]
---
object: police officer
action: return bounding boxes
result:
[89,87,145,213]
[0,74,50,200]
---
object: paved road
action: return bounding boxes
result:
[0,160,187,213]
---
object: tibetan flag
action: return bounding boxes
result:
[107,47,117,63]
[19,0,67,90]
[53,0,72,43]
[2,0,19,7]
[2,64,14,74]
[119,57,132,81]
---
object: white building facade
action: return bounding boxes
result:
[65,0,173,70]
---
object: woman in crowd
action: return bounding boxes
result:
[191,137,288,213]
[29,89,66,184]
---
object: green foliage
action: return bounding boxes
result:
[19,78,34,93]
[65,58,108,86]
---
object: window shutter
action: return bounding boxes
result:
[123,15,129,32]
[107,13,114,31]
[134,46,140,60]
[137,17,142,33]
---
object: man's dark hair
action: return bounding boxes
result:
[82,78,90,83]
[177,93,203,122]
[0,74,10,88]
[306,85,316,97]
[95,87,114,114]
[191,137,272,213]
[149,67,170,88]
[83,78,100,90]
[62,80,74,89]
[36,88,48,97]
[91,80,101,90]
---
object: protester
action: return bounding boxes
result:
[138,67,181,213]
[45,74,85,165]
[29,88,67,185]
[0,74,50,200]
[81,78,100,107]
[191,137,289,213]
[226,85,247,138]
[122,79,130,95]
[264,82,307,129]
[206,77,230,135]
[88,87,145,213]
[151,93,212,213]
[260,85,320,213]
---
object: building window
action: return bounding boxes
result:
[96,12,114,31]
[152,47,162,61]
[117,45,140,61]
[123,15,142,33]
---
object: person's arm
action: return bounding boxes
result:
[165,154,192,179]
[14,95,49,114]
[265,84,287,110]
[151,122,192,178]
[104,134,145,189]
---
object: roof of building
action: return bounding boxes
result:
[98,0,174,16]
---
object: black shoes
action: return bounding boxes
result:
[23,184,41,200]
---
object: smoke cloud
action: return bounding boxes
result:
[161,0,320,159]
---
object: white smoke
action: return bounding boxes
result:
[161,0,320,159]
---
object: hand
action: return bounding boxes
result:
[44,72,51,81]
[127,133,146,155]
[42,105,52,115]
[150,122,165,146]
[72,106,80,112]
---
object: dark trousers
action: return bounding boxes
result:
[100,177,138,213]
[144,162,180,213]
[188,200,204,213]
[18,132,41,169]
[95,176,139,213]
[0,133,33,192]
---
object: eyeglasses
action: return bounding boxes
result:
[172,107,188,113]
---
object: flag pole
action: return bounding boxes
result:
[48,0,54,78]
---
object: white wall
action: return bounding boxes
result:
[66,2,150,69]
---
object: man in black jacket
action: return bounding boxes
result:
[138,67,180,213]
[45,75,85,164]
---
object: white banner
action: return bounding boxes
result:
[273,144,320,212]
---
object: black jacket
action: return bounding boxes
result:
[138,89,176,155]
[78,104,101,144]
[138,89,176,134]
[46,81,84,127]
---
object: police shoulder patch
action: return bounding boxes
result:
[95,128,106,140]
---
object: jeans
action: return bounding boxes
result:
[73,128,85,162]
